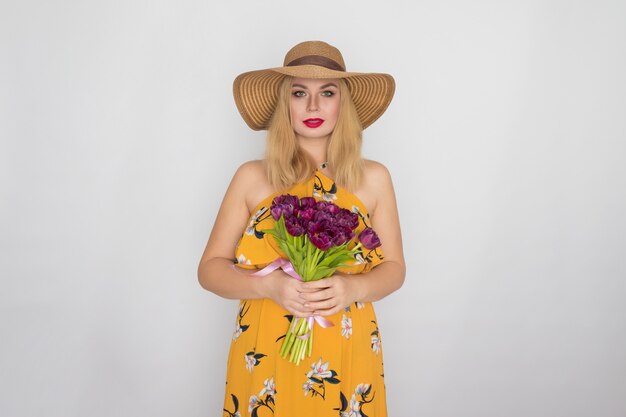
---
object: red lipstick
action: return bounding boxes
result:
[303,118,324,128]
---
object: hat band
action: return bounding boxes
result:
[286,55,345,71]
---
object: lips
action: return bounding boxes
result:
[303,118,324,128]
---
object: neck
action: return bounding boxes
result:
[295,134,330,168]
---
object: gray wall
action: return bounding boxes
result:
[1,1,625,416]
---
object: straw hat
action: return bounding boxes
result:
[233,41,395,131]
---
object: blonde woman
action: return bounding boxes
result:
[198,41,405,417]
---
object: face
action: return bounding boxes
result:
[289,77,341,142]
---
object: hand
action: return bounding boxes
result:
[261,270,315,318]
[298,273,360,317]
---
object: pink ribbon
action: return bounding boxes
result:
[232,259,334,330]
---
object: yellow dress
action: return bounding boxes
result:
[223,168,387,417]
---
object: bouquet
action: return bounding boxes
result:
[262,194,381,365]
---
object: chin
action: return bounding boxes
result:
[300,135,332,141]
[296,130,334,140]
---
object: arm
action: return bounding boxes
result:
[299,162,406,316]
[197,161,312,317]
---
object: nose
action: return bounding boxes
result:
[307,94,319,112]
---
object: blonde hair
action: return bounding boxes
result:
[264,76,364,192]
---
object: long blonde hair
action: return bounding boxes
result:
[264,76,364,192]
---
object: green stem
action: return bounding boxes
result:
[280,331,293,358]
[290,337,300,362]
[280,317,299,358]
[311,247,322,276]
[305,243,313,281]
[297,334,307,365]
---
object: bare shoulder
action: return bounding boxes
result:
[233,159,264,184]
[358,159,395,217]
[363,159,393,185]
[362,159,404,265]
[232,160,278,215]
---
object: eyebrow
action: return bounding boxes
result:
[292,82,339,90]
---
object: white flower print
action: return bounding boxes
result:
[338,383,374,417]
[247,376,276,415]
[349,394,362,417]
[302,379,314,396]
[233,302,250,341]
[243,350,266,373]
[355,301,365,309]
[355,383,371,395]
[313,189,337,201]
[232,324,243,341]
[341,314,352,339]
[302,358,340,398]
[259,377,276,397]
[354,252,365,265]
[247,395,258,413]
[244,353,256,373]
[307,358,332,380]
[245,207,267,236]
[237,254,251,265]
[371,334,381,354]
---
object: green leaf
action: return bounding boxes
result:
[263,229,278,238]
[318,250,353,267]
[312,266,335,280]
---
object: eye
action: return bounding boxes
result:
[292,90,306,97]
[321,90,335,97]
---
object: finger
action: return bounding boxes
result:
[297,305,318,317]
[307,298,337,312]
[289,305,313,318]
[301,279,334,291]
[299,286,329,294]
[291,299,316,314]
[299,288,334,302]
[298,286,326,294]
[311,305,342,317]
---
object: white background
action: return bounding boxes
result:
[2,1,625,416]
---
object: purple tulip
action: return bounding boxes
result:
[330,227,353,246]
[335,209,359,230]
[270,206,283,221]
[327,204,340,215]
[307,216,330,235]
[285,216,305,236]
[298,207,316,222]
[299,197,316,209]
[308,231,333,251]
[270,194,299,220]
[358,227,381,250]
[315,201,331,211]
[273,194,299,208]
[308,215,330,235]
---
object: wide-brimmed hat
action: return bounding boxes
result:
[233,41,395,131]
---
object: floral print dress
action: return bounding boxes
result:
[223,168,387,417]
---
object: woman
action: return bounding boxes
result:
[198,41,405,417]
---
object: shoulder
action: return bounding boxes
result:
[231,160,275,214]
[234,159,264,177]
[363,159,392,185]
[229,159,265,190]
[357,159,395,217]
